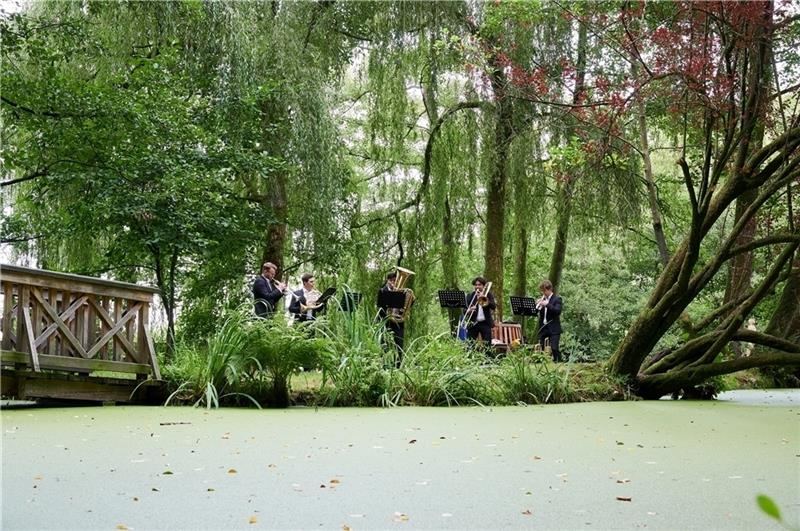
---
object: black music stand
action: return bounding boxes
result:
[340,292,362,312]
[316,287,337,306]
[438,290,466,337]
[377,290,406,312]
[510,296,539,317]
[510,296,539,345]
[437,290,467,309]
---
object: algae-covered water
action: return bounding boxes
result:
[2,390,798,530]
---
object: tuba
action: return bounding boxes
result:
[389,266,416,323]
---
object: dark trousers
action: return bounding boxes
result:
[539,330,561,362]
[468,321,493,347]
[386,321,405,367]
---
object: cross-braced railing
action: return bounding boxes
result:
[1,264,161,379]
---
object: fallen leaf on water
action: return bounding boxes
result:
[408,439,417,444]
[393,512,409,522]
[616,496,632,502]
[248,515,258,524]
[616,479,631,484]
[151,487,160,492]
[222,433,231,439]
[116,525,128,530]
[330,478,341,484]
[531,456,542,460]
[132,497,139,501]
[267,464,277,469]
[320,484,327,488]
[342,526,351,531]
[207,488,215,492]
[522,509,533,516]
[33,475,43,480]
[162,470,173,475]
[228,469,237,475]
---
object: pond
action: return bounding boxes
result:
[2,390,798,530]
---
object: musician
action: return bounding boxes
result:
[464,276,496,347]
[252,262,286,318]
[536,279,563,362]
[288,273,324,323]
[378,271,405,364]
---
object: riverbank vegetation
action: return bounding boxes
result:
[2,1,798,402]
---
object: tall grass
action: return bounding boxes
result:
[163,309,256,408]
[492,348,576,404]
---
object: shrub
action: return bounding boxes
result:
[162,310,255,408]
[243,316,333,408]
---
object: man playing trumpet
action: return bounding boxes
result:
[252,261,287,318]
[288,273,325,323]
[536,279,563,362]
[464,276,496,348]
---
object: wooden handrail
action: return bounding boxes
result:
[1,264,161,379]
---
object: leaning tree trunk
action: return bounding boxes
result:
[608,1,793,392]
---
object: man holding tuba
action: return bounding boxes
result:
[378,268,415,367]
[463,276,496,348]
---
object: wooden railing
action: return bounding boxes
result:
[1,264,161,379]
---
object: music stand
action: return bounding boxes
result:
[438,290,466,337]
[340,292,362,312]
[510,296,539,345]
[377,290,406,311]
[510,296,539,316]
[437,290,467,309]
[316,287,337,306]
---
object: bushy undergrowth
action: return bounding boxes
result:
[162,305,632,408]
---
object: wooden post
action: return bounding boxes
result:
[17,285,30,355]
[2,282,14,351]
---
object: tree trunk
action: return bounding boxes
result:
[548,179,573,292]
[638,98,669,267]
[547,18,587,292]
[724,190,758,301]
[513,220,528,297]
[484,64,513,320]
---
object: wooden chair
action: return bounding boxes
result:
[491,322,523,354]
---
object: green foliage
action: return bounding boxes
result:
[492,348,575,404]
[243,317,333,408]
[396,335,490,406]
[163,311,256,408]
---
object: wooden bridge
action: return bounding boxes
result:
[1,264,164,403]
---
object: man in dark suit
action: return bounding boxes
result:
[536,279,563,362]
[252,262,286,318]
[288,273,324,323]
[378,271,405,365]
[464,276,496,348]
